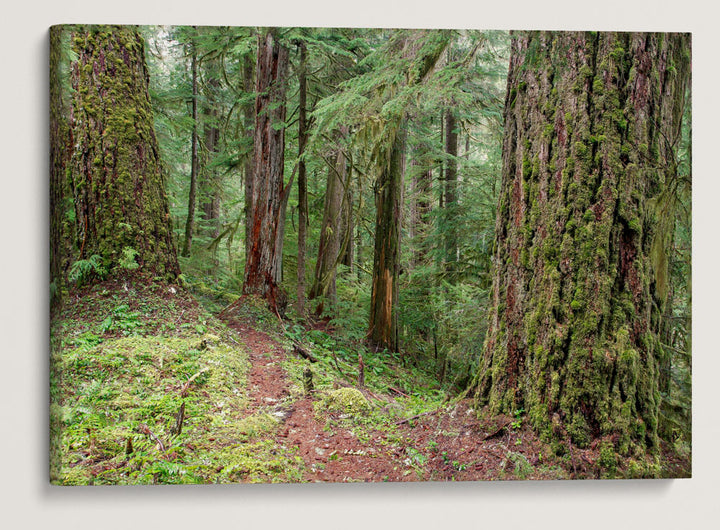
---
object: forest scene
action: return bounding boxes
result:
[49,24,692,485]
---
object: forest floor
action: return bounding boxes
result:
[49,277,690,485]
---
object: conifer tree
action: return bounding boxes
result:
[67,25,180,281]
[473,31,691,453]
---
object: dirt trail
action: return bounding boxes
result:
[219,313,565,483]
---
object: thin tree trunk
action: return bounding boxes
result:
[243,53,255,261]
[201,78,221,240]
[340,165,354,270]
[411,132,433,265]
[310,143,347,312]
[296,41,308,317]
[182,38,199,257]
[444,109,458,276]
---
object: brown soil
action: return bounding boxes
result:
[221,313,569,483]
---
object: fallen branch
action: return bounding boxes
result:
[388,386,409,398]
[181,367,209,397]
[138,423,165,452]
[293,342,318,363]
[482,420,512,441]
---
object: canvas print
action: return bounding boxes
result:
[49,25,692,485]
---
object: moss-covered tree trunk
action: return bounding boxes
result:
[409,129,433,267]
[68,25,180,280]
[50,26,71,307]
[310,138,349,313]
[367,30,449,352]
[339,171,354,270]
[368,129,405,352]
[473,31,690,454]
[242,30,289,312]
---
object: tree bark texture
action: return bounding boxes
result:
[340,173,354,270]
[296,40,309,316]
[368,130,405,352]
[367,30,449,352]
[69,25,180,280]
[50,26,71,306]
[310,140,350,312]
[242,30,289,312]
[473,31,690,453]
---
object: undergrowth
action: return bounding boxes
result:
[50,278,304,485]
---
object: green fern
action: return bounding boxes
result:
[68,254,107,285]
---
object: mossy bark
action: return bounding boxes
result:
[68,25,180,280]
[310,135,350,313]
[50,26,72,307]
[473,31,690,453]
[367,31,449,352]
[242,30,289,312]
[368,129,405,352]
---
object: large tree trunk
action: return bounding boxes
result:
[368,129,405,352]
[68,25,180,280]
[181,38,199,257]
[242,30,289,312]
[367,30,449,352]
[473,31,690,454]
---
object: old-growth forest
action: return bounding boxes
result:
[49,25,692,485]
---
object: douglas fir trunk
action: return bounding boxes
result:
[473,31,690,454]
[68,25,180,280]
[242,30,289,312]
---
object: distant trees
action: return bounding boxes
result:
[473,31,691,453]
[181,31,199,258]
[65,25,179,282]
